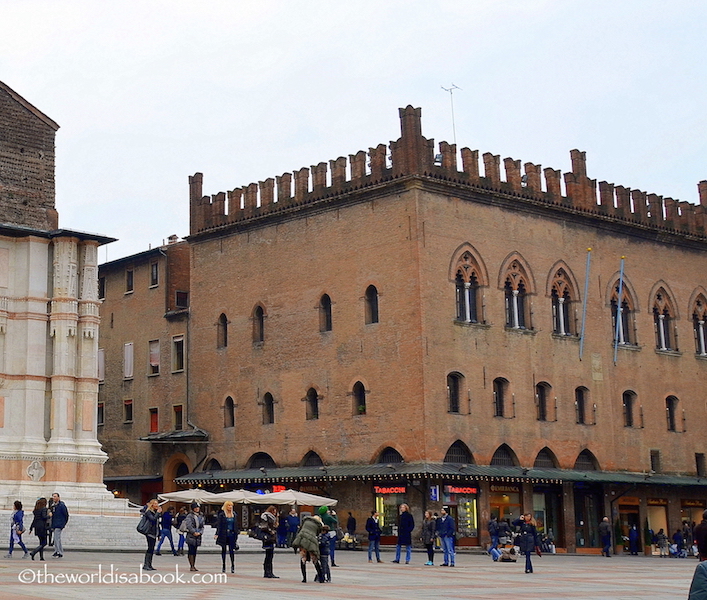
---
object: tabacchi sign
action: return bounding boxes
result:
[374,485,407,494]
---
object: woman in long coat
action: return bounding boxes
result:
[421,510,436,566]
[292,514,324,583]
[141,499,161,571]
[260,505,279,578]
[215,501,238,573]
[513,513,541,573]
[29,498,49,561]
[185,503,205,572]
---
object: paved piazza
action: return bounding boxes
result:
[0,549,699,600]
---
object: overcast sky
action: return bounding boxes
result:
[2,1,705,262]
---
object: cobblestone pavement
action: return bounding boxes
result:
[0,548,700,600]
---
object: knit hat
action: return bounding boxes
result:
[191,502,199,510]
[318,505,328,515]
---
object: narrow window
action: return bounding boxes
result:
[149,407,159,433]
[175,290,189,308]
[455,269,479,323]
[217,313,228,348]
[263,393,275,425]
[305,388,319,420]
[611,285,635,345]
[126,269,134,293]
[253,305,265,343]
[97,348,105,382]
[98,276,106,300]
[97,402,104,426]
[504,279,527,329]
[551,269,574,335]
[650,449,661,473]
[353,381,366,415]
[172,335,185,372]
[575,387,588,424]
[123,399,133,423]
[173,405,183,431]
[148,340,160,375]
[150,262,159,287]
[123,342,134,379]
[653,290,675,351]
[365,285,379,324]
[447,373,463,414]
[493,378,508,418]
[623,390,636,427]
[696,453,706,478]
[666,396,678,432]
[536,382,550,421]
[224,396,235,428]
[319,294,333,332]
[693,297,707,355]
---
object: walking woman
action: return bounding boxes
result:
[513,513,541,573]
[292,512,324,583]
[366,510,382,563]
[28,498,49,561]
[140,499,161,571]
[421,510,436,566]
[185,502,205,572]
[260,505,279,578]
[174,506,187,555]
[5,501,29,559]
[215,500,238,573]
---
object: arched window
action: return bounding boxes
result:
[253,305,265,343]
[217,313,228,348]
[319,294,333,332]
[305,388,319,420]
[535,382,551,422]
[447,372,464,414]
[490,444,517,467]
[224,396,235,428]
[353,381,366,415]
[493,378,509,418]
[302,451,324,467]
[503,260,532,329]
[692,295,707,356]
[622,390,637,428]
[378,447,404,464]
[262,392,275,425]
[204,458,222,472]
[653,289,676,351]
[534,448,558,469]
[666,395,679,432]
[247,452,276,469]
[575,387,589,425]
[550,268,575,335]
[610,284,635,345]
[365,285,379,324]
[454,251,482,323]
[444,441,473,464]
[574,449,598,471]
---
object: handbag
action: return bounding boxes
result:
[136,514,151,536]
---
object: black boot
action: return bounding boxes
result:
[314,560,324,583]
[301,560,307,583]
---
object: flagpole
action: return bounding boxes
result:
[613,256,626,365]
[579,248,592,360]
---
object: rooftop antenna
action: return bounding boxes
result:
[441,83,462,146]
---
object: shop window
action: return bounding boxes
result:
[535,382,551,421]
[550,268,575,335]
[148,340,160,375]
[172,335,185,372]
[575,386,589,424]
[173,405,183,431]
[653,289,676,351]
[150,261,159,287]
[696,453,706,478]
[364,285,379,324]
[378,447,403,464]
[305,388,319,420]
[623,390,637,427]
[125,269,134,293]
[692,295,707,355]
[493,378,509,418]
[666,396,679,432]
[574,449,598,471]
[610,283,636,345]
[123,399,133,423]
[217,313,228,348]
[97,401,104,426]
[650,449,661,473]
[123,342,133,379]
[319,294,332,332]
[443,440,473,464]
[490,444,517,467]
[247,452,277,469]
[352,381,366,415]
[224,396,235,428]
[253,305,265,343]
[534,448,558,469]
[447,372,464,414]
[149,408,158,433]
[302,451,324,467]
[263,393,275,425]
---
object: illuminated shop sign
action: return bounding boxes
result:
[490,484,520,493]
[374,485,407,494]
[647,498,668,506]
[682,499,706,508]
[444,485,478,495]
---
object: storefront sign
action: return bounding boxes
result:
[490,484,519,493]
[682,499,706,508]
[444,485,478,495]
[430,485,439,502]
[272,485,286,493]
[374,485,407,495]
[618,496,640,505]
[647,498,668,506]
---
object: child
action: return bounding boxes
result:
[318,525,331,582]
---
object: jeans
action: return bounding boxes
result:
[525,550,533,572]
[177,533,185,551]
[441,536,455,565]
[602,534,612,557]
[53,528,64,555]
[156,528,175,553]
[395,544,412,563]
[368,538,380,561]
[329,534,336,564]
[9,532,28,554]
[490,534,499,550]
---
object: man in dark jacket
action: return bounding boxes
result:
[366,510,382,563]
[50,493,69,558]
[694,510,707,561]
[392,504,414,564]
[598,516,612,557]
[436,507,456,567]
[488,516,500,550]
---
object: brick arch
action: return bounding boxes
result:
[545,260,581,301]
[605,273,639,311]
[497,252,536,294]
[443,440,474,464]
[688,286,707,319]
[533,447,559,469]
[647,280,680,320]
[448,242,489,286]
[163,452,193,493]
[370,444,405,464]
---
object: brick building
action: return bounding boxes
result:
[105,106,707,552]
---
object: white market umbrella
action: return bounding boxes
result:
[157,489,220,504]
[209,489,264,504]
[254,489,338,507]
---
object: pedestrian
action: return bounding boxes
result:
[498,518,512,546]
[260,505,279,578]
[4,500,29,559]
[49,492,69,558]
[437,506,456,567]
[346,511,357,536]
[215,500,238,573]
[318,525,332,582]
[292,511,324,583]
[488,515,500,551]
[673,528,685,554]
[366,510,382,563]
[174,506,187,555]
[421,510,436,565]
[391,503,414,564]
[46,494,55,548]
[694,509,707,561]
[185,502,205,572]
[155,506,177,556]
[286,508,300,550]
[512,513,541,574]
[139,499,160,571]
[320,506,339,567]
[689,560,707,600]
[628,524,640,555]
[655,528,669,557]
[598,516,612,557]
[276,511,288,548]
[28,497,50,561]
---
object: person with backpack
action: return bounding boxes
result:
[488,515,500,551]
[138,499,160,571]
[174,506,188,555]
[260,505,279,578]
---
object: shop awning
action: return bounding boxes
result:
[174,462,707,487]
[104,474,163,482]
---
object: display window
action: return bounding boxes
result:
[442,484,478,539]
[373,484,407,535]
[489,484,521,524]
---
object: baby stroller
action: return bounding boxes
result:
[669,543,688,558]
